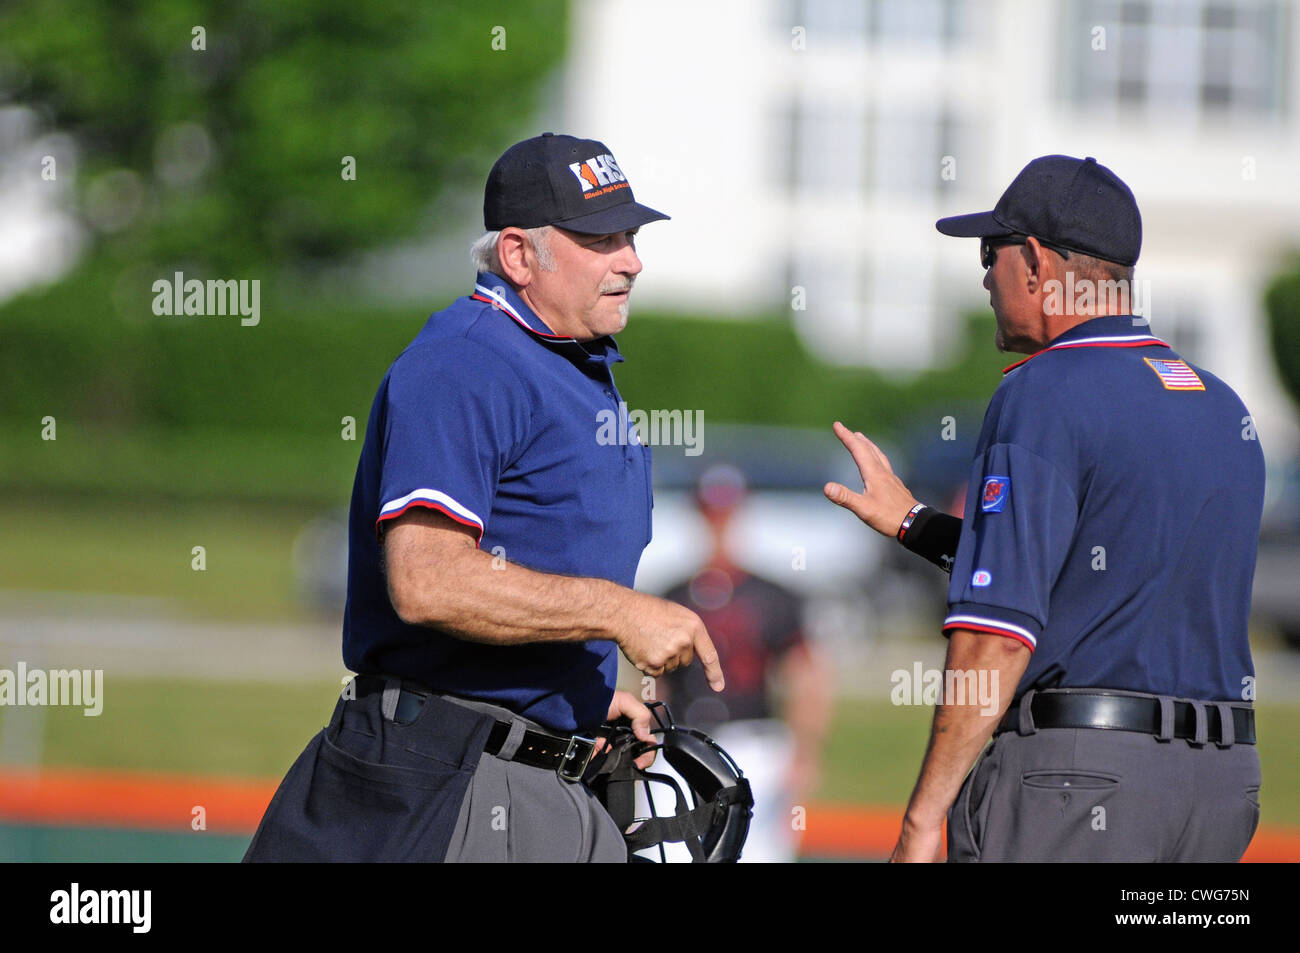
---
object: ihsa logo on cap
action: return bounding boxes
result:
[568,154,627,192]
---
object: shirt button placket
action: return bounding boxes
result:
[602,386,635,464]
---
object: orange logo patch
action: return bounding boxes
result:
[568,154,627,193]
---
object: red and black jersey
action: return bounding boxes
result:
[660,567,805,728]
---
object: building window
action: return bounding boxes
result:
[868,106,966,197]
[790,0,869,40]
[1068,0,1286,116]
[777,98,867,196]
[780,0,969,48]
[776,97,968,198]
[869,0,970,47]
[1157,303,1205,363]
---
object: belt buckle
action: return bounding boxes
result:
[558,735,596,783]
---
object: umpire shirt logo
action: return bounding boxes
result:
[981,476,1010,513]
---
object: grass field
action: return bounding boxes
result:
[3,493,1298,851]
[0,495,327,621]
[10,676,1299,829]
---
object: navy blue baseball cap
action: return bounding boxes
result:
[484,132,669,235]
[936,155,1141,266]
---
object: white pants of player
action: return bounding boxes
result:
[634,719,798,863]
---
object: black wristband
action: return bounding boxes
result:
[898,506,962,574]
[897,503,927,541]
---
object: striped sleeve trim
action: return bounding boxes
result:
[375,489,484,543]
[942,614,1037,651]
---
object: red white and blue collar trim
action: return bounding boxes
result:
[471,280,575,343]
[1002,332,1169,375]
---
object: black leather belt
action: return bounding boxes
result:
[373,680,598,781]
[998,691,1255,745]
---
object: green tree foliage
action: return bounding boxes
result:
[0,0,567,273]
[1264,258,1300,412]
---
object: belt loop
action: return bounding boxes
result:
[1191,699,1208,746]
[1017,689,1037,735]
[1215,703,1235,748]
[496,717,527,761]
[381,678,401,722]
[1157,696,1174,742]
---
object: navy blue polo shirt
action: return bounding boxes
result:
[342,272,653,733]
[943,315,1265,702]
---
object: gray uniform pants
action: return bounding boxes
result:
[948,699,1261,862]
[439,695,627,863]
[243,680,626,863]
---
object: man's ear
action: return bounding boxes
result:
[497,228,532,288]
[1022,236,1048,294]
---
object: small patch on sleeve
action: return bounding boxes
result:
[981,476,1010,512]
[1143,357,1205,391]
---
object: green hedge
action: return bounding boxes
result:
[1264,258,1300,414]
[614,312,1006,435]
[0,263,1007,503]
[0,264,420,434]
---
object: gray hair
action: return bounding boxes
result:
[1065,251,1134,284]
[469,226,556,276]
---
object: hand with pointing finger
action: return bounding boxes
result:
[613,589,725,693]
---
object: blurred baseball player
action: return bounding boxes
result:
[646,463,833,862]
[826,155,1263,862]
[245,133,724,863]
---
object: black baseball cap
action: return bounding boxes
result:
[484,132,670,235]
[935,155,1141,266]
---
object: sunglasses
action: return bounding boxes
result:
[981,235,1072,269]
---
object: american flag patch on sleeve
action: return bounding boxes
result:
[1143,357,1205,391]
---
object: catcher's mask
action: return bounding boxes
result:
[585,702,753,863]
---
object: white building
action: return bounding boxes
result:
[566,0,1300,450]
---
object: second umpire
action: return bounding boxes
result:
[826,155,1264,862]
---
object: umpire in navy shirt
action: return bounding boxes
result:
[245,133,724,863]
[825,155,1264,862]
